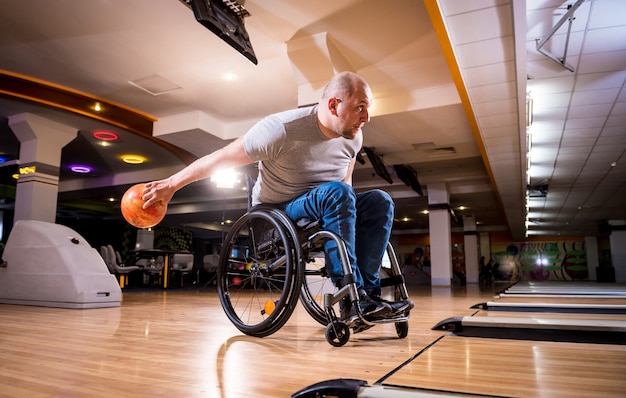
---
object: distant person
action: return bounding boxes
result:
[479,256,493,286]
[142,71,413,325]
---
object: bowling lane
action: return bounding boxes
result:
[379,335,626,398]
[487,281,626,315]
[461,295,626,344]
[472,300,626,314]
[500,281,626,297]
[474,309,626,322]
[493,296,626,305]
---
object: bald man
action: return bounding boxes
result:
[143,71,413,324]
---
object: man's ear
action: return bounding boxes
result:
[328,97,340,115]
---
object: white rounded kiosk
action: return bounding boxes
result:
[0,220,122,308]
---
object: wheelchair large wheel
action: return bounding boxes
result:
[217,209,303,337]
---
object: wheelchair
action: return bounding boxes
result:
[216,204,411,347]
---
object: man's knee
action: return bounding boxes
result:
[372,189,393,205]
[360,189,394,211]
[323,181,356,204]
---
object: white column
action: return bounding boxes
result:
[9,113,77,224]
[463,214,479,284]
[428,182,452,286]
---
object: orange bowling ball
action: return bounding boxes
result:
[120,183,167,228]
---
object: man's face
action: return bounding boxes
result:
[333,85,373,139]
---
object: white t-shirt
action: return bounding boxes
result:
[243,105,362,205]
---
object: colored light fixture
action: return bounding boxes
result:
[93,131,119,141]
[121,155,146,164]
[19,165,36,175]
[69,165,93,174]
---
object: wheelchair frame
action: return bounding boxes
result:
[216,205,410,346]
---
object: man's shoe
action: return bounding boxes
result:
[371,295,414,316]
[357,289,391,319]
[338,300,373,333]
[339,290,391,323]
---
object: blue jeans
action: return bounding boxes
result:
[284,182,394,296]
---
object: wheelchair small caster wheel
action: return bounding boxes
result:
[325,320,350,347]
[395,321,409,338]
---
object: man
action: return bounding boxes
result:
[142,71,413,323]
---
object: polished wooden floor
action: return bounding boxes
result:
[0,283,624,397]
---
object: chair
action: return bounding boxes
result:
[170,253,194,288]
[100,245,117,276]
[202,254,219,288]
[136,255,165,287]
[101,245,141,288]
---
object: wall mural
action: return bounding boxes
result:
[399,239,588,283]
[491,241,587,282]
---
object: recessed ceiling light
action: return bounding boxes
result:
[121,155,146,164]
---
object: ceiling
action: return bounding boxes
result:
[0,0,624,241]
